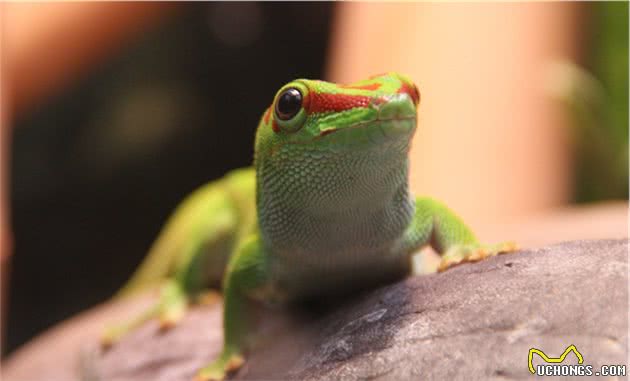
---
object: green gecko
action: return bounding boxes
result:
[102,72,515,380]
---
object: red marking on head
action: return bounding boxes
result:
[309,92,372,114]
[397,82,420,105]
[263,107,272,124]
[302,91,311,111]
[272,120,280,133]
[339,83,382,91]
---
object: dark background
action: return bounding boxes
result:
[8,2,334,354]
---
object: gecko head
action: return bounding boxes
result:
[254,73,419,213]
[254,72,419,162]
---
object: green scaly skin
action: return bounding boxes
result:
[101,73,516,380]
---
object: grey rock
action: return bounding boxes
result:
[4,239,629,381]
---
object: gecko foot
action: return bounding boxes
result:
[194,351,245,381]
[100,281,189,348]
[438,241,517,272]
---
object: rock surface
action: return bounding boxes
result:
[3,239,628,381]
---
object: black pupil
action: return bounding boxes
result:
[276,88,302,120]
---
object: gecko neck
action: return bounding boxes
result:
[255,150,414,258]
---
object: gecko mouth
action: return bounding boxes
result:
[318,114,416,138]
[269,116,415,157]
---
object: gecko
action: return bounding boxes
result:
[101,72,515,380]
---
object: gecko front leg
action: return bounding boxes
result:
[195,234,269,381]
[402,197,516,272]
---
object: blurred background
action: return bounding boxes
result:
[1,2,627,357]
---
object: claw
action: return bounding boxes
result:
[193,373,212,381]
[158,318,177,332]
[438,242,518,272]
[194,352,245,381]
[158,306,185,331]
[225,354,244,372]
[194,366,224,381]
[100,325,127,349]
[100,336,115,350]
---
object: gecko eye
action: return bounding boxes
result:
[275,88,302,121]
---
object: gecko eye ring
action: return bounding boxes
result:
[275,88,303,121]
